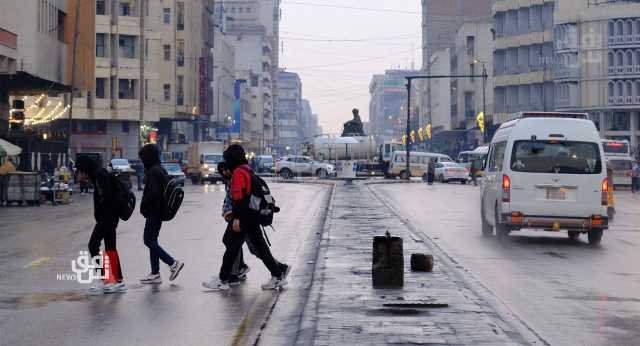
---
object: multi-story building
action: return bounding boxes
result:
[421,0,492,70]
[156,0,214,159]
[428,49,452,133]
[554,0,640,151]
[277,70,302,153]
[450,21,493,145]
[212,28,236,140]
[217,0,280,154]
[368,70,419,143]
[0,0,75,139]
[300,99,319,140]
[492,0,556,124]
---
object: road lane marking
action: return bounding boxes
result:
[23,257,51,268]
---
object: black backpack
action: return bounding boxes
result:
[111,173,136,221]
[242,168,280,227]
[161,176,184,221]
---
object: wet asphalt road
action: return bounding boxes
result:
[0,182,330,346]
[372,183,640,346]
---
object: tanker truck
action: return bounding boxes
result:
[306,135,384,175]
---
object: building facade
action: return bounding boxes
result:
[277,70,301,153]
[554,0,640,151]
[492,0,556,124]
[368,70,419,143]
[450,21,494,144]
[212,28,236,140]
[156,0,215,159]
[217,0,280,154]
[421,0,492,69]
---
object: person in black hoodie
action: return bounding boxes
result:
[138,144,184,284]
[219,144,289,290]
[75,156,126,295]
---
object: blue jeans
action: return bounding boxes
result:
[143,217,175,275]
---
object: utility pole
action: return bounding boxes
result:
[482,63,487,144]
[67,0,81,160]
[405,80,412,179]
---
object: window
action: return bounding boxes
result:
[470,64,475,82]
[488,142,507,172]
[246,7,251,13]
[239,7,244,13]
[177,76,184,105]
[163,8,170,24]
[119,1,137,16]
[466,36,475,56]
[122,121,130,133]
[97,0,106,15]
[119,35,136,58]
[77,120,107,134]
[176,2,184,30]
[144,39,148,61]
[163,44,171,61]
[96,33,107,57]
[511,141,602,174]
[96,78,106,99]
[144,79,148,101]
[163,84,171,101]
[118,79,137,99]
[57,10,66,43]
[251,74,259,87]
[176,40,184,66]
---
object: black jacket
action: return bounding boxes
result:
[139,144,167,218]
[76,156,118,223]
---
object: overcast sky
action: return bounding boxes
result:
[279,0,422,135]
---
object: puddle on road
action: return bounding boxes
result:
[556,295,640,303]
[0,291,88,310]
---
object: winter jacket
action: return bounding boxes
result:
[223,144,255,224]
[139,144,168,218]
[76,156,118,223]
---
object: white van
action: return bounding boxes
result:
[480,112,609,245]
[607,156,635,187]
[388,151,452,178]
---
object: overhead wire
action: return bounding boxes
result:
[281,1,419,15]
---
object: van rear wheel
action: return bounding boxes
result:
[495,206,510,240]
[588,229,603,246]
[568,231,581,241]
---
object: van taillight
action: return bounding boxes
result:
[502,175,511,202]
[601,177,609,206]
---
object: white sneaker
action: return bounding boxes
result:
[104,282,128,294]
[87,280,105,295]
[169,260,184,281]
[261,276,287,290]
[202,278,230,291]
[140,273,162,284]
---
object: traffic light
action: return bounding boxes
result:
[426,123,432,139]
[410,130,416,144]
[477,111,485,134]
[401,134,407,146]
[418,127,424,141]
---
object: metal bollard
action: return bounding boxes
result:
[372,231,404,288]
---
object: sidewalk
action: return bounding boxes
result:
[297,181,529,345]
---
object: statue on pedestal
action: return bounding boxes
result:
[342,108,365,136]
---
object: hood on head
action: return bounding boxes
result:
[139,144,162,169]
[223,144,248,170]
[75,156,99,175]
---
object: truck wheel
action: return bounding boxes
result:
[280,168,292,179]
[495,206,510,240]
[400,170,409,180]
[588,229,603,246]
[316,169,328,179]
[481,203,493,237]
[568,231,581,240]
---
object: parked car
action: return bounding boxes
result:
[433,162,469,184]
[256,155,275,173]
[162,162,186,187]
[480,112,609,245]
[275,155,335,179]
[109,158,134,173]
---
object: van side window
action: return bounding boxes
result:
[488,142,507,172]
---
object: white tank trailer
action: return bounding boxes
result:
[311,135,378,161]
